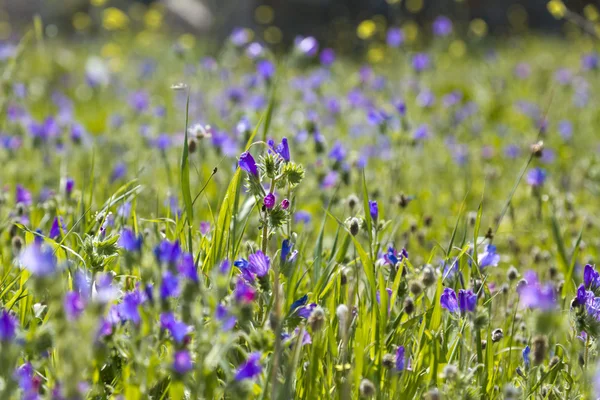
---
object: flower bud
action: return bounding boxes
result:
[359,379,376,398]
[308,306,325,332]
[492,328,504,343]
[532,335,548,365]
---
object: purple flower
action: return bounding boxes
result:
[111,162,127,182]
[369,200,378,222]
[49,216,66,240]
[396,345,406,371]
[264,193,276,209]
[230,27,250,47]
[177,253,198,282]
[257,59,275,80]
[20,243,57,276]
[160,271,180,299]
[296,36,319,57]
[441,288,459,313]
[321,171,339,189]
[235,352,262,381]
[154,134,172,151]
[173,350,193,374]
[387,28,404,47]
[119,228,143,252]
[413,124,429,141]
[64,178,74,197]
[295,211,312,224]
[0,309,18,341]
[239,152,258,176]
[527,168,546,187]
[432,16,453,36]
[585,264,600,289]
[458,289,477,313]
[129,91,150,113]
[394,99,407,116]
[478,245,500,269]
[64,291,86,321]
[297,303,317,319]
[118,290,144,324]
[281,199,290,210]
[582,52,599,71]
[518,271,556,310]
[160,312,190,343]
[216,304,237,331]
[154,240,182,265]
[276,137,290,162]
[329,141,347,163]
[412,53,430,72]
[320,48,336,66]
[14,362,40,397]
[234,279,256,304]
[382,246,408,266]
[558,120,572,140]
[16,184,32,206]
[248,250,271,278]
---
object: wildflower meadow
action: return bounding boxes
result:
[1,1,600,399]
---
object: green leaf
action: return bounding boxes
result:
[180,89,194,252]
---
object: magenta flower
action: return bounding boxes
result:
[264,193,276,209]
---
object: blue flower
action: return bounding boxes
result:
[289,294,308,313]
[584,264,600,290]
[458,289,477,313]
[478,245,500,269]
[295,211,312,224]
[432,16,453,36]
[396,345,406,371]
[383,246,408,266]
[0,309,18,341]
[16,184,32,206]
[518,271,556,310]
[177,253,198,282]
[276,137,290,162]
[215,304,237,331]
[154,240,182,265]
[440,288,459,313]
[235,352,262,381]
[234,258,255,282]
[256,59,275,80]
[64,291,86,321]
[118,289,145,324]
[160,312,190,343]
[20,243,57,276]
[522,346,531,369]
[49,216,66,240]
[119,228,143,252]
[369,200,378,222]
[160,271,180,299]
[297,303,317,319]
[526,168,546,187]
[386,27,404,47]
[328,141,347,163]
[238,152,258,176]
[281,239,294,264]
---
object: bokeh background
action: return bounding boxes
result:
[1,0,599,47]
